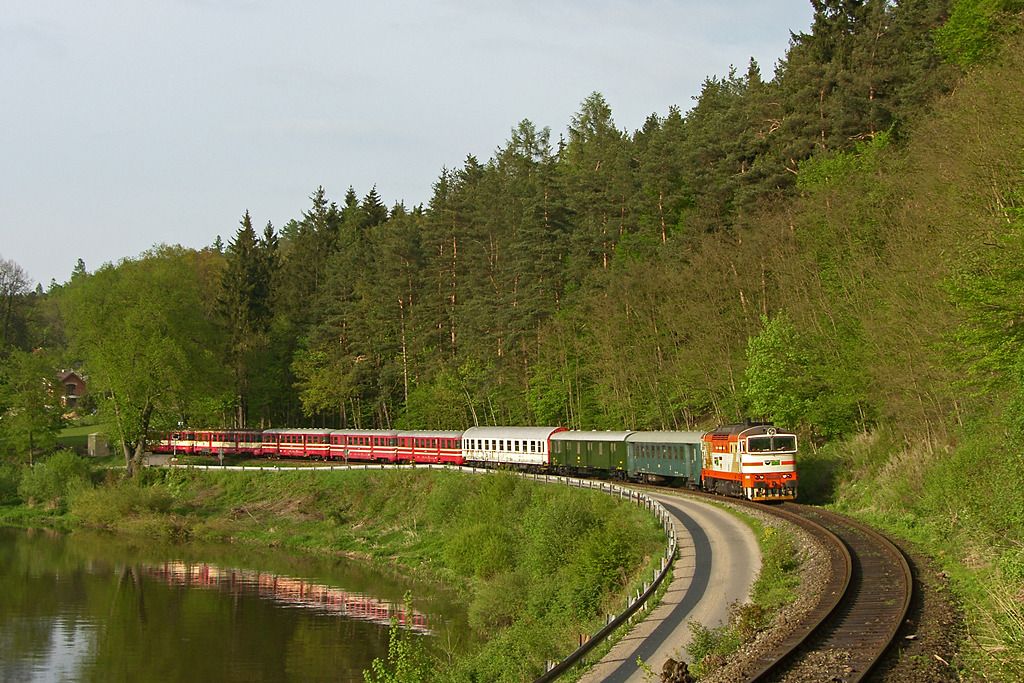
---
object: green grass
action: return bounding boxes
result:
[55,422,113,454]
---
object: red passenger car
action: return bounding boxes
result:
[328,430,399,463]
[261,429,332,459]
[395,431,464,465]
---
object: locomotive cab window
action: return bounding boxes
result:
[747,437,772,452]
[773,436,797,451]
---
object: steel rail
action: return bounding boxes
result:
[749,503,914,682]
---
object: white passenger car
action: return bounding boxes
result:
[461,426,567,468]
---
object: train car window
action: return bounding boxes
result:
[514,440,520,451]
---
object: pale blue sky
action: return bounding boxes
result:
[1,1,814,288]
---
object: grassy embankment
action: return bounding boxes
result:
[1,457,667,682]
[799,426,1024,680]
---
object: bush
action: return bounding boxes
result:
[17,450,93,510]
[71,479,173,529]
[0,463,21,505]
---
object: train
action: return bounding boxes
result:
[152,422,798,501]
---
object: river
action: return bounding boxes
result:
[0,526,471,682]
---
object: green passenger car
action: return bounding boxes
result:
[550,431,631,473]
[626,431,704,484]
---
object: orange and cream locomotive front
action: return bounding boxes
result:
[701,423,798,501]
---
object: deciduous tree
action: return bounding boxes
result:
[0,349,63,464]
[60,248,226,475]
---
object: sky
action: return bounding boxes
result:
[1,1,814,289]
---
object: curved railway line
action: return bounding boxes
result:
[758,503,914,682]
[163,459,916,681]
[699,495,914,682]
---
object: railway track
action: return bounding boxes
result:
[585,484,913,681]
[737,501,914,682]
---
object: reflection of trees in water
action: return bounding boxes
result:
[114,565,147,625]
[143,561,432,633]
[1,529,415,682]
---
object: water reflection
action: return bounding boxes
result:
[144,561,432,632]
[0,527,468,682]
[0,618,96,683]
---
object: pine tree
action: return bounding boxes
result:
[561,93,635,277]
[218,211,275,427]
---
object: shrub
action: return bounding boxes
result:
[17,450,93,510]
[0,463,22,505]
[70,479,173,529]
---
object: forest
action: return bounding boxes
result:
[3,0,1024,677]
